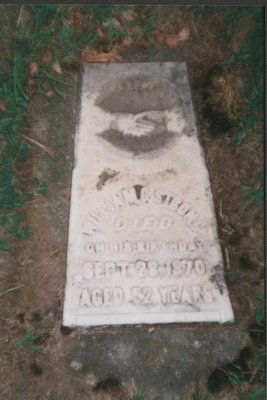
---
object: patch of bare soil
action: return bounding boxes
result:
[0,6,264,400]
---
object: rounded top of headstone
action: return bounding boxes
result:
[95,74,178,114]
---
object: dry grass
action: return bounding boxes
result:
[0,5,264,400]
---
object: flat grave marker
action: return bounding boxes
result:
[63,62,234,326]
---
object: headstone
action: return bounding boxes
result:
[63,62,234,326]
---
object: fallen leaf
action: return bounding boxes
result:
[218,76,226,85]
[46,90,55,97]
[52,60,62,74]
[138,38,150,47]
[85,373,97,387]
[103,17,123,31]
[27,78,36,87]
[112,17,122,30]
[42,49,52,63]
[29,62,38,76]
[121,8,137,22]
[0,100,7,112]
[231,298,240,311]
[127,26,139,36]
[121,36,135,48]
[177,27,190,42]
[80,48,123,64]
[165,34,180,49]
[96,27,105,40]
[154,31,167,44]
[158,27,190,49]
[176,15,182,24]
[70,8,84,35]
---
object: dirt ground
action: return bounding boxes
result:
[0,6,264,400]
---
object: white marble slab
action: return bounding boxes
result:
[63,62,234,326]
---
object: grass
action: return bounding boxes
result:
[1,5,263,249]
[16,385,28,394]
[228,7,263,145]
[228,8,262,145]
[187,6,263,214]
[206,295,265,397]
[131,389,265,400]
[17,321,44,353]
[220,295,265,398]
[131,393,143,400]
[136,12,157,43]
[250,295,265,385]
[239,387,265,400]
[254,294,264,326]
[0,5,264,399]
[131,386,211,400]
[240,173,264,213]
[191,386,209,400]
[1,5,145,251]
[0,5,97,250]
[188,6,263,146]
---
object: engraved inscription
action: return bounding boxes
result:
[79,258,207,280]
[84,239,203,255]
[79,283,218,308]
[83,187,199,235]
[158,284,216,305]
[63,63,234,326]
[76,256,217,311]
[131,286,153,305]
[113,216,174,232]
[80,287,124,307]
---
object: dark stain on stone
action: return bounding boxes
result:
[165,168,176,175]
[93,377,123,393]
[96,169,119,191]
[95,74,178,114]
[30,363,43,376]
[98,128,176,155]
[153,168,176,180]
[210,264,225,294]
[182,126,195,137]
[134,184,143,200]
[60,325,74,336]
[186,302,201,312]
[171,65,181,83]
[160,195,167,204]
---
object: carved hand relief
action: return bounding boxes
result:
[63,63,234,326]
[94,74,186,155]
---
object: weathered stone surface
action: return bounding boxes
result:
[63,62,234,327]
[66,323,248,399]
[22,59,249,399]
